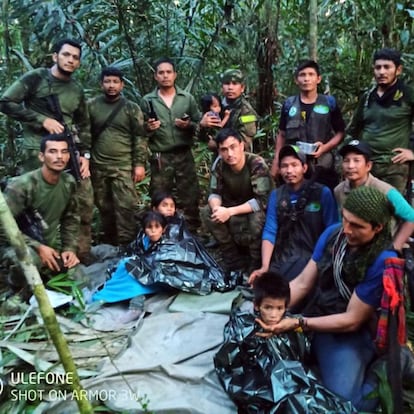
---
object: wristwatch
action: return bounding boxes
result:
[83,152,91,160]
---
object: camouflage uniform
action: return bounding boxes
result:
[88,96,148,245]
[1,169,79,281]
[143,86,201,231]
[0,67,93,258]
[200,153,273,270]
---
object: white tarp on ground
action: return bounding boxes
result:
[44,291,239,414]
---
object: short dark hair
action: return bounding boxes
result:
[141,211,167,230]
[215,128,242,145]
[373,48,402,66]
[200,93,221,113]
[40,133,69,153]
[253,271,291,307]
[52,38,82,56]
[295,59,320,77]
[153,57,176,73]
[151,190,176,210]
[100,66,123,81]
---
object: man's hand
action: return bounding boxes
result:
[255,317,298,338]
[146,118,161,131]
[392,148,414,164]
[248,267,267,286]
[133,166,145,183]
[211,206,231,223]
[61,251,80,269]
[200,112,222,129]
[37,245,62,272]
[311,141,324,158]
[175,118,191,129]
[42,118,65,134]
[79,156,91,179]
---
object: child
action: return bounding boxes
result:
[200,93,231,151]
[214,271,354,413]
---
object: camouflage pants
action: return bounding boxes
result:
[371,161,409,195]
[200,204,265,268]
[149,148,200,231]
[20,149,94,257]
[91,168,139,245]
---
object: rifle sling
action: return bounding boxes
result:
[93,98,126,138]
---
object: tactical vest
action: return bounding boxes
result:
[284,94,335,145]
[272,181,324,267]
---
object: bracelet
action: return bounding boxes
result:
[295,316,308,333]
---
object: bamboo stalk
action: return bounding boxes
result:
[0,190,93,413]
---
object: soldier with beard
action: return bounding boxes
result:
[0,38,94,264]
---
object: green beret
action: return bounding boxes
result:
[343,186,393,225]
[221,69,244,84]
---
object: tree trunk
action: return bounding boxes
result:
[309,0,318,61]
[0,190,93,414]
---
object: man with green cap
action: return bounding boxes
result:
[200,68,258,151]
[255,185,409,412]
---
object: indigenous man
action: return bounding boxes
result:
[200,128,273,273]
[335,139,414,251]
[250,144,338,284]
[0,38,94,264]
[271,60,345,189]
[144,57,201,232]
[347,48,414,193]
[88,67,147,245]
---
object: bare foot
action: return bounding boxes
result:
[117,309,143,324]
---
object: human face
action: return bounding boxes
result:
[342,152,372,187]
[222,81,245,101]
[101,75,124,99]
[39,140,70,173]
[373,59,402,91]
[295,67,321,93]
[218,136,245,171]
[155,197,176,217]
[210,96,221,114]
[53,44,81,77]
[145,221,164,243]
[342,208,383,247]
[256,297,286,325]
[154,62,177,89]
[279,155,307,190]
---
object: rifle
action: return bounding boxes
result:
[15,208,48,244]
[47,94,82,182]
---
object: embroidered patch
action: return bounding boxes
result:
[313,105,329,114]
[305,202,321,212]
[289,106,297,117]
[393,90,403,101]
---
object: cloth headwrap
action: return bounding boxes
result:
[343,186,392,225]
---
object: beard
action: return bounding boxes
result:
[56,62,73,77]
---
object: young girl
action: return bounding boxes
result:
[200,93,231,151]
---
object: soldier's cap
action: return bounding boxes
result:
[339,140,372,159]
[221,69,245,84]
[279,145,307,165]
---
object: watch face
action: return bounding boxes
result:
[83,153,91,159]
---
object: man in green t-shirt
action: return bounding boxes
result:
[0,38,94,264]
[200,128,273,274]
[88,67,148,245]
[2,134,80,288]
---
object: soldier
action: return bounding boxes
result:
[200,128,273,273]
[88,67,147,245]
[143,57,201,232]
[347,48,414,193]
[2,134,80,287]
[200,69,258,152]
[0,38,94,264]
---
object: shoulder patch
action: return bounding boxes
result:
[313,105,329,115]
[239,114,257,124]
[288,106,297,117]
